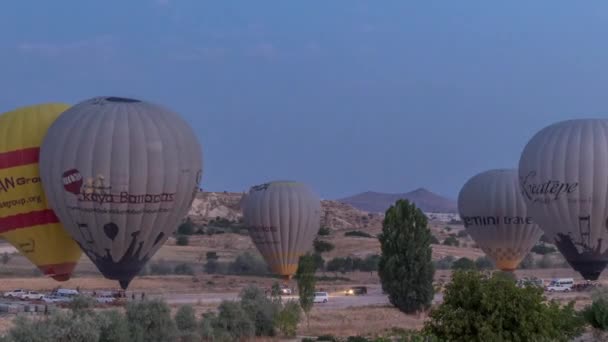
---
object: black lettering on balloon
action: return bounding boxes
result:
[104,223,119,241]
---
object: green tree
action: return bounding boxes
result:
[313,239,335,253]
[126,299,178,342]
[452,257,476,270]
[177,219,195,235]
[175,305,197,332]
[518,253,535,269]
[239,285,280,336]
[378,199,435,314]
[312,252,325,271]
[295,253,317,328]
[423,270,585,341]
[275,300,301,337]
[474,256,494,270]
[442,236,459,247]
[318,227,331,236]
[176,235,189,246]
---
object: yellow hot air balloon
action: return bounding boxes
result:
[0,103,82,281]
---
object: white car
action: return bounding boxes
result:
[313,292,329,303]
[95,293,116,304]
[3,289,27,299]
[546,278,574,292]
[22,291,44,300]
[280,287,292,295]
[42,295,73,303]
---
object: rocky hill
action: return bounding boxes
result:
[187,191,384,231]
[337,188,458,214]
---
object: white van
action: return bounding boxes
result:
[313,292,329,303]
[546,278,574,292]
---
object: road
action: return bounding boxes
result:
[157,287,445,309]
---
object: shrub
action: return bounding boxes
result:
[228,252,269,275]
[361,254,380,272]
[126,299,178,342]
[150,260,173,275]
[423,270,585,341]
[378,199,434,314]
[98,309,131,342]
[174,263,195,276]
[344,230,373,238]
[275,300,301,337]
[205,259,220,274]
[430,235,439,244]
[176,235,189,246]
[214,301,255,340]
[536,254,554,268]
[314,239,335,253]
[518,253,535,269]
[457,230,468,238]
[442,236,459,247]
[434,256,455,270]
[582,298,608,331]
[444,226,452,232]
[474,256,494,270]
[67,294,97,314]
[318,227,331,236]
[239,285,280,336]
[531,243,557,255]
[451,257,475,270]
[174,305,196,333]
[206,251,219,260]
[312,252,325,271]
[177,220,195,235]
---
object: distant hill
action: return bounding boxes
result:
[337,188,458,213]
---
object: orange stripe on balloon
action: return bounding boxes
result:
[0,147,39,169]
[0,210,60,233]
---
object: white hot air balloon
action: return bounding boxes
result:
[458,169,543,271]
[519,118,608,280]
[39,96,203,289]
[240,181,321,280]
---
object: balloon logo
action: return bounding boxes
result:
[40,96,203,289]
[458,169,543,271]
[62,169,83,195]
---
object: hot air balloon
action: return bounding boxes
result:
[240,181,321,280]
[519,118,608,280]
[39,96,203,289]
[0,103,82,281]
[458,169,543,271]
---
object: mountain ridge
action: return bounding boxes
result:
[337,187,457,213]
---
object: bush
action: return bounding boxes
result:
[175,305,197,333]
[214,301,255,340]
[531,243,557,255]
[434,256,455,270]
[451,257,475,270]
[360,254,380,272]
[67,294,97,314]
[518,253,535,269]
[176,235,189,246]
[318,227,331,236]
[205,259,220,274]
[457,230,468,238]
[150,260,173,275]
[275,300,301,337]
[228,252,269,275]
[174,263,195,276]
[126,299,178,342]
[474,256,494,270]
[98,310,130,342]
[206,251,219,260]
[536,254,554,268]
[444,226,452,232]
[312,253,325,271]
[344,230,373,238]
[582,298,608,331]
[314,239,335,253]
[423,270,585,341]
[239,285,280,336]
[430,235,439,244]
[177,220,195,235]
[442,236,459,247]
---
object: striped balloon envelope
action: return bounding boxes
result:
[0,103,82,281]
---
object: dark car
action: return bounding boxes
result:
[345,286,367,296]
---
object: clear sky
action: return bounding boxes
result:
[1,1,607,200]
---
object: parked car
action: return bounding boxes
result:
[546,278,574,292]
[3,289,27,299]
[313,292,329,303]
[51,288,79,298]
[95,292,117,303]
[279,287,292,295]
[42,295,72,303]
[345,286,367,296]
[22,291,44,300]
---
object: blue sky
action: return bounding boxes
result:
[2,1,608,200]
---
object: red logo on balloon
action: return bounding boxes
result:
[62,169,83,195]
